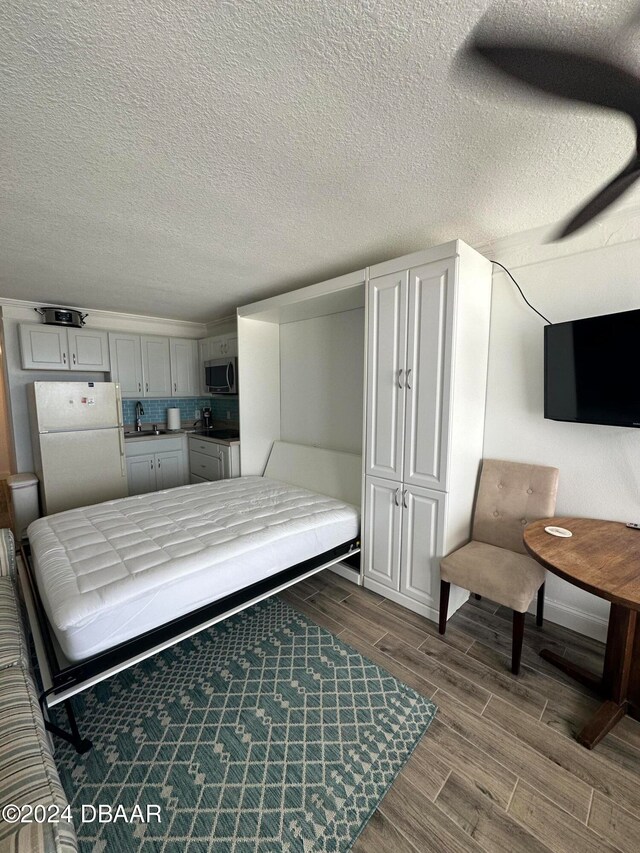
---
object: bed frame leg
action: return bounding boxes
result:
[43,699,92,754]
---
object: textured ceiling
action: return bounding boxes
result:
[1,0,638,322]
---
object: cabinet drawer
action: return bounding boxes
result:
[189,449,222,480]
[188,437,223,458]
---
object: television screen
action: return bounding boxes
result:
[544,308,640,428]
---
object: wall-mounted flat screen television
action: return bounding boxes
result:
[544,308,640,428]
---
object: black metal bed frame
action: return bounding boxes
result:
[20,538,360,754]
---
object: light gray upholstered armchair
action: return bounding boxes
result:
[439,459,559,675]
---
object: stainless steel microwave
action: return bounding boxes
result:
[205,356,238,394]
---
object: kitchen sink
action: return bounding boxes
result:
[123,430,169,438]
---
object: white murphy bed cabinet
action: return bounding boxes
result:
[109,333,198,398]
[19,324,110,371]
[238,240,492,621]
[238,269,366,584]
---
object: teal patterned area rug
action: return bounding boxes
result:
[55,597,436,852]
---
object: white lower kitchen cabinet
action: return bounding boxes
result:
[124,436,188,495]
[363,476,449,620]
[188,435,240,483]
[126,455,157,496]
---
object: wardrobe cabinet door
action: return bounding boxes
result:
[363,476,402,592]
[399,485,445,608]
[365,271,408,481]
[403,259,455,490]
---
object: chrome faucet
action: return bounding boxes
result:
[135,401,144,432]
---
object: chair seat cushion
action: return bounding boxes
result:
[440,540,545,613]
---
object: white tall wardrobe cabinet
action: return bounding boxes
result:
[237,239,492,625]
[363,241,492,622]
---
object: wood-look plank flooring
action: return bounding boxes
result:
[278,573,640,853]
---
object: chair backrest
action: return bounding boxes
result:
[472,459,559,555]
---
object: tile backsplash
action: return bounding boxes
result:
[121,397,239,424]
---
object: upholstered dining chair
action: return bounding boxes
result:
[439,459,559,675]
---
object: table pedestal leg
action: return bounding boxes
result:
[538,650,602,692]
[576,701,627,749]
[540,604,638,749]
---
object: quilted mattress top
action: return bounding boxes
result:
[28,476,359,632]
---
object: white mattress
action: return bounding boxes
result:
[28,476,359,662]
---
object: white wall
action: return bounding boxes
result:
[1,299,206,473]
[280,308,365,455]
[480,207,640,641]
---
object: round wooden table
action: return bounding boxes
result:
[524,517,640,749]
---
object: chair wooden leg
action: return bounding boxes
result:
[536,583,545,627]
[439,580,450,635]
[512,611,525,675]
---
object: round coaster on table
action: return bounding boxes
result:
[544,526,572,538]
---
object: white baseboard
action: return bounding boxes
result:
[530,597,609,643]
[328,562,362,584]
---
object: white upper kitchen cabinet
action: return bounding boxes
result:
[111,334,198,398]
[108,332,144,398]
[208,334,237,358]
[19,324,69,370]
[141,336,172,397]
[67,328,110,371]
[169,338,198,397]
[19,324,110,372]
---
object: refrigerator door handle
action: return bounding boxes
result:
[118,429,126,476]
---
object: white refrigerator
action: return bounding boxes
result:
[28,381,129,515]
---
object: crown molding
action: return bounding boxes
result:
[0,296,208,336]
[205,314,237,335]
[475,201,640,270]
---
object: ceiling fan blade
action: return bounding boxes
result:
[471,43,640,122]
[554,156,640,239]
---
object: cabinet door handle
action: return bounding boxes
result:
[397,369,404,389]
[62,352,67,364]
[145,382,149,392]
[72,353,76,365]
[150,460,154,469]
[406,368,412,390]
[403,489,408,509]
[157,459,161,468]
[138,382,142,392]
[174,382,177,392]
[394,488,400,507]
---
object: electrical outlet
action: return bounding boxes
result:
[195,409,201,419]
